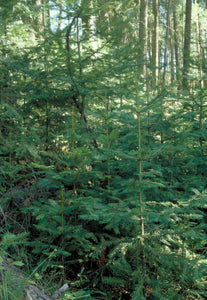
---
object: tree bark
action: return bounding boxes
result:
[170,34,175,83]
[138,0,148,78]
[152,0,159,87]
[173,3,180,81]
[162,0,171,88]
[183,0,192,89]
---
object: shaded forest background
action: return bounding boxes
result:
[0,0,207,299]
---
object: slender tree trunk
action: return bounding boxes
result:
[139,0,148,78]
[136,76,145,282]
[170,35,175,84]
[196,12,204,89]
[136,0,147,279]
[183,0,192,89]
[46,1,51,31]
[43,2,50,151]
[77,17,86,122]
[163,0,171,88]
[173,3,180,81]
[152,0,159,87]
[58,3,62,31]
[36,0,44,35]
[195,4,204,148]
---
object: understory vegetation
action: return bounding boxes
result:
[0,0,207,299]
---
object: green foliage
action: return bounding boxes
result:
[0,0,207,299]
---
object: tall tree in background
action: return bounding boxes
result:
[183,0,192,88]
[152,0,159,87]
[162,0,172,88]
[173,0,181,82]
[139,0,148,78]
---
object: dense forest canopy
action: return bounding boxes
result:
[0,0,207,299]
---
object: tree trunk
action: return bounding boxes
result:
[183,0,192,89]
[173,3,180,81]
[162,0,171,88]
[36,0,44,35]
[170,34,175,84]
[195,8,204,89]
[152,0,159,87]
[138,0,148,78]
